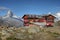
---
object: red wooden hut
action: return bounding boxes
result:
[22,14,56,27]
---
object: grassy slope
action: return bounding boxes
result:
[0,26,60,40]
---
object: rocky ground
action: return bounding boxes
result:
[0,26,60,40]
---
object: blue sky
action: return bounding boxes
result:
[0,0,60,17]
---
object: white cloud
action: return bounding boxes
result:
[56,12,60,17]
[0,7,9,10]
[55,12,60,20]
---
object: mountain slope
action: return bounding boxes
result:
[0,10,24,27]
